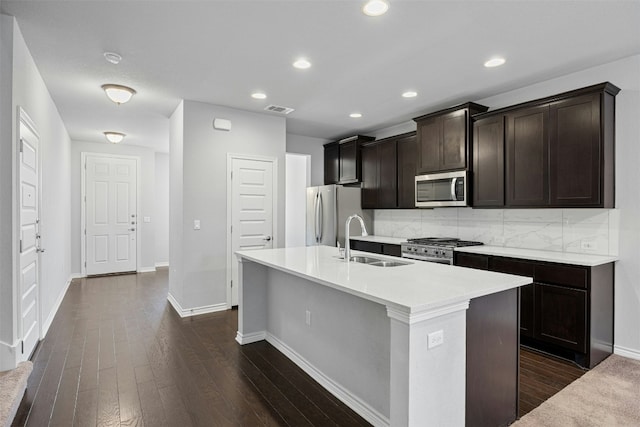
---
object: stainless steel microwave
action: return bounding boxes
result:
[415,170,468,208]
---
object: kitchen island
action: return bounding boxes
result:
[235,246,532,427]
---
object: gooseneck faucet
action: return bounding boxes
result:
[344,214,368,262]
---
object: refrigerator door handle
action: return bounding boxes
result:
[314,193,320,243]
[318,193,324,241]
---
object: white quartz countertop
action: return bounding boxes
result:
[454,246,618,267]
[236,245,531,316]
[348,235,407,245]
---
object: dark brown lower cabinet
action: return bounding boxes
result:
[348,240,401,257]
[454,252,613,369]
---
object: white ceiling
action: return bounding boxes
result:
[2,1,640,153]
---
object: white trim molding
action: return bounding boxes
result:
[614,345,640,361]
[386,301,470,324]
[137,266,156,273]
[155,262,169,268]
[0,340,19,371]
[266,333,390,427]
[235,331,266,345]
[167,293,227,318]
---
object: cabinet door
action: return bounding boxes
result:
[339,140,359,184]
[549,93,601,206]
[324,143,339,185]
[397,134,417,208]
[454,253,489,270]
[349,240,383,255]
[520,284,535,338]
[535,283,586,352]
[473,116,505,207]
[382,244,402,257]
[441,110,467,171]
[361,144,378,209]
[416,116,441,174]
[506,105,549,206]
[378,141,397,208]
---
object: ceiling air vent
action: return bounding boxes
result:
[264,104,295,115]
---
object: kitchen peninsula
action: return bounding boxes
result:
[235,246,532,427]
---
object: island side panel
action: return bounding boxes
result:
[264,267,391,425]
[236,259,268,344]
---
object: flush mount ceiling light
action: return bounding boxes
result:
[363,0,389,16]
[101,84,136,104]
[402,91,418,98]
[484,57,506,68]
[293,58,311,69]
[103,131,125,144]
[251,92,267,99]
[103,52,122,65]
[350,113,363,118]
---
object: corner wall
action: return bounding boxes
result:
[286,133,327,187]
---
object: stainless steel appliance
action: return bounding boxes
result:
[415,170,469,208]
[401,237,483,265]
[306,185,372,247]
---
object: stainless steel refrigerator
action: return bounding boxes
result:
[306,185,372,247]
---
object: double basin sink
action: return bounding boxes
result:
[348,255,412,268]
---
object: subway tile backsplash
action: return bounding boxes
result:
[373,208,618,256]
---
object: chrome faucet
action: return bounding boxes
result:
[344,214,368,262]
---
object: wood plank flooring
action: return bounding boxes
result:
[13,268,587,426]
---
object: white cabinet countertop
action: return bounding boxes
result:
[455,245,618,267]
[348,235,407,245]
[235,245,531,315]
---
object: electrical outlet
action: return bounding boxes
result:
[305,310,311,326]
[428,330,444,349]
[581,239,597,251]
[194,220,201,230]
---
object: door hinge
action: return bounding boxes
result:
[21,341,24,354]
[84,162,87,170]
[230,225,233,233]
[84,261,86,267]
[19,239,22,253]
[231,280,233,288]
[231,171,233,180]
[84,228,86,235]
[19,138,24,153]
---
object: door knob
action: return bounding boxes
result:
[263,236,272,242]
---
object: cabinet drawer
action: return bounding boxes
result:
[349,240,383,255]
[455,253,489,270]
[489,257,534,277]
[382,244,402,257]
[534,264,588,289]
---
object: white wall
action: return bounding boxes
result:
[169,101,184,303]
[375,55,640,358]
[285,153,309,247]
[154,152,169,266]
[286,133,327,186]
[0,15,72,369]
[70,140,157,274]
[170,101,286,311]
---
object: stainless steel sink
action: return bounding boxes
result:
[369,260,412,267]
[349,256,381,264]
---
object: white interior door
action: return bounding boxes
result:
[85,155,137,275]
[19,115,40,360]
[230,157,274,306]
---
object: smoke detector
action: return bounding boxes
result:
[264,104,295,115]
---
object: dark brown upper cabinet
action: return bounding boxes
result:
[414,102,488,174]
[323,135,374,185]
[361,132,417,209]
[472,82,620,208]
[473,115,505,207]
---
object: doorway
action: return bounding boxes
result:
[81,153,140,276]
[227,154,277,307]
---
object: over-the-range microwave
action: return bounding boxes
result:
[415,170,469,208]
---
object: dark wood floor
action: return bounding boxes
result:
[13,269,587,426]
[13,269,370,426]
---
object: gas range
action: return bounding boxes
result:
[401,237,484,265]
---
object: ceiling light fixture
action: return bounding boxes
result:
[103,52,122,65]
[101,84,136,104]
[103,131,125,144]
[363,0,389,16]
[402,91,418,98]
[350,113,363,118]
[484,57,506,68]
[293,58,311,69]
[251,92,267,100]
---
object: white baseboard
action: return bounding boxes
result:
[0,339,18,371]
[138,266,156,273]
[167,292,227,318]
[69,273,85,280]
[265,332,390,427]
[155,262,169,268]
[614,345,640,361]
[41,275,73,338]
[235,331,266,345]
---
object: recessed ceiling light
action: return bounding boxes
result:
[103,52,122,65]
[251,92,267,100]
[402,91,418,98]
[484,57,506,68]
[101,84,136,104]
[293,58,311,69]
[103,131,125,144]
[350,113,363,118]
[363,0,389,16]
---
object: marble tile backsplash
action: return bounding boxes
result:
[373,208,619,256]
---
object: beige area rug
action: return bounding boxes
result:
[0,361,32,427]
[513,355,640,426]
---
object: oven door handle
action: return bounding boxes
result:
[401,254,453,265]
